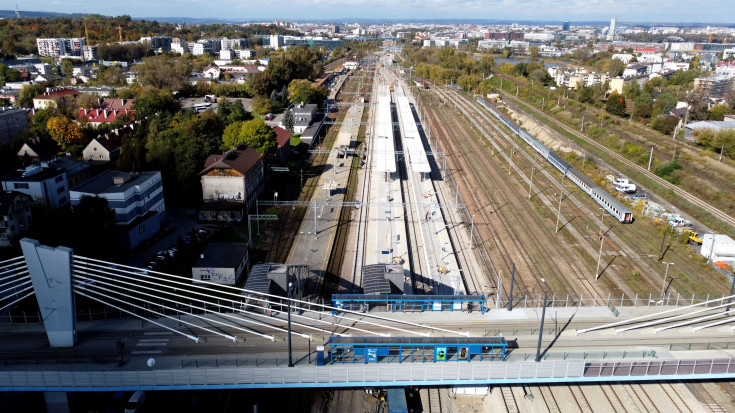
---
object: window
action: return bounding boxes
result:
[55,175,63,183]
[201,273,211,281]
[93,147,97,151]
[14,183,29,189]
[138,225,145,233]
[99,155,103,159]
[57,186,65,194]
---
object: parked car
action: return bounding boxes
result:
[264,113,275,120]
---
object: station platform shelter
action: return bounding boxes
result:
[331,294,487,313]
[327,336,507,364]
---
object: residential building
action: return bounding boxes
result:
[715,62,735,78]
[694,76,732,98]
[290,103,318,134]
[78,108,135,127]
[549,67,609,89]
[171,40,189,55]
[0,191,32,247]
[0,107,28,145]
[0,89,20,105]
[140,36,172,52]
[32,87,80,110]
[220,37,248,51]
[82,45,98,61]
[198,146,264,221]
[1,165,69,210]
[273,126,293,163]
[607,17,617,41]
[70,171,165,251]
[191,242,248,285]
[48,157,91,190]
[16,137,57,163]
[36,38,85,58]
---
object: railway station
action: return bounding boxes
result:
[331,293,488,313]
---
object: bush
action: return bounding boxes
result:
[652,115,678,135]
[654,160,682,184]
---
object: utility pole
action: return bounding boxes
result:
[536,278,548,362]
[660,262,674,302]
[287,281,293,367]
[595,226,613,280]
[647,147,654,170]
[528,165,535,199]
[508,263,515,311]
[468,215,475,249]
[555,175,564,233]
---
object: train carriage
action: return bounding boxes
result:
[476,97,633,224]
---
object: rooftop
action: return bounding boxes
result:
[72,170,159,195]
[194,242,248,269]
[2,165,64,182]
[200,146,262,176]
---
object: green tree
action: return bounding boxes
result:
[282,109,295,133]
[0,64,21,86]
[132,89,179,119]
[18,83,46,108]
[623,80,641,99]
[227,100,251,123]
[633,93,654,118]
[61,59,74,78]
[134,55,192,91]
[71,195,117,259]
[652,115,679,135]
[529,45,540,58]
[578,86,595,103]
[287,79,328,105]
[222,118,276,156]
[606,91,627,116]
[652,93,677,116]
[251,95,273,116]
[709,103,731,121]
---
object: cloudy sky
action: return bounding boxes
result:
[22,0,735,23]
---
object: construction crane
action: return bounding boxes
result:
[692,31,713,70]
[84,17,92,45]
[118,26,123,42]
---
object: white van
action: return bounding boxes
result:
[124,390,146,413]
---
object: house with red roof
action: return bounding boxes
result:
[78,108,135,127]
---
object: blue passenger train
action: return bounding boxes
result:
[476,97,633,224]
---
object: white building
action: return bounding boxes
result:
[1,165,69,210]
[191,242,249,285]
[36,38,85,57]
[607,17,617,41]
[199,146,265,214]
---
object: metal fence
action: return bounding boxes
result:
[493,291,735,310]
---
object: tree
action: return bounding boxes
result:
[61,59,74,78]
[134,55,192,91]
[708,103,731,121]
[46,116,84,151]
[222,118,277,156]
[609,58,625,77]
[623,80,641,99]
[18,83,46,108]
[287,79,328,106]
[70,195,117,258]
[633,93,654,118]
[282,109,295,133]
[227,100,251,123]
[0,64,21,86]
[652,115,679,135]
[606,91,627,116]
[251,96,273,116]
[578,86,595,103]
[132,89,179,119]
[529,45,540,58]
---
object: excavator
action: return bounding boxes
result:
[683,229,703,245]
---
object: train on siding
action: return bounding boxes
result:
[476,97,633,224]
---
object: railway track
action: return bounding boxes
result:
[430,86,606,302]
[500,91,735,231]
[434,85,730,300]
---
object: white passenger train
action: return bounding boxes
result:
[476,97,633,224]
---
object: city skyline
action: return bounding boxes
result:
[15,0,735,24]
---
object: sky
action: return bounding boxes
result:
[19,0,735,24]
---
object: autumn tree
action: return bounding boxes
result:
[46,116,85,151]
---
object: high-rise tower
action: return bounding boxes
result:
[608,18,617,40]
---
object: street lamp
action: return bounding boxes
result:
[661,262,674,302]
[287,281,293,367]
[535,278,548,362]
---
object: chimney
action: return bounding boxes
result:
[200,253,205,259]
[103,109,108,118]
